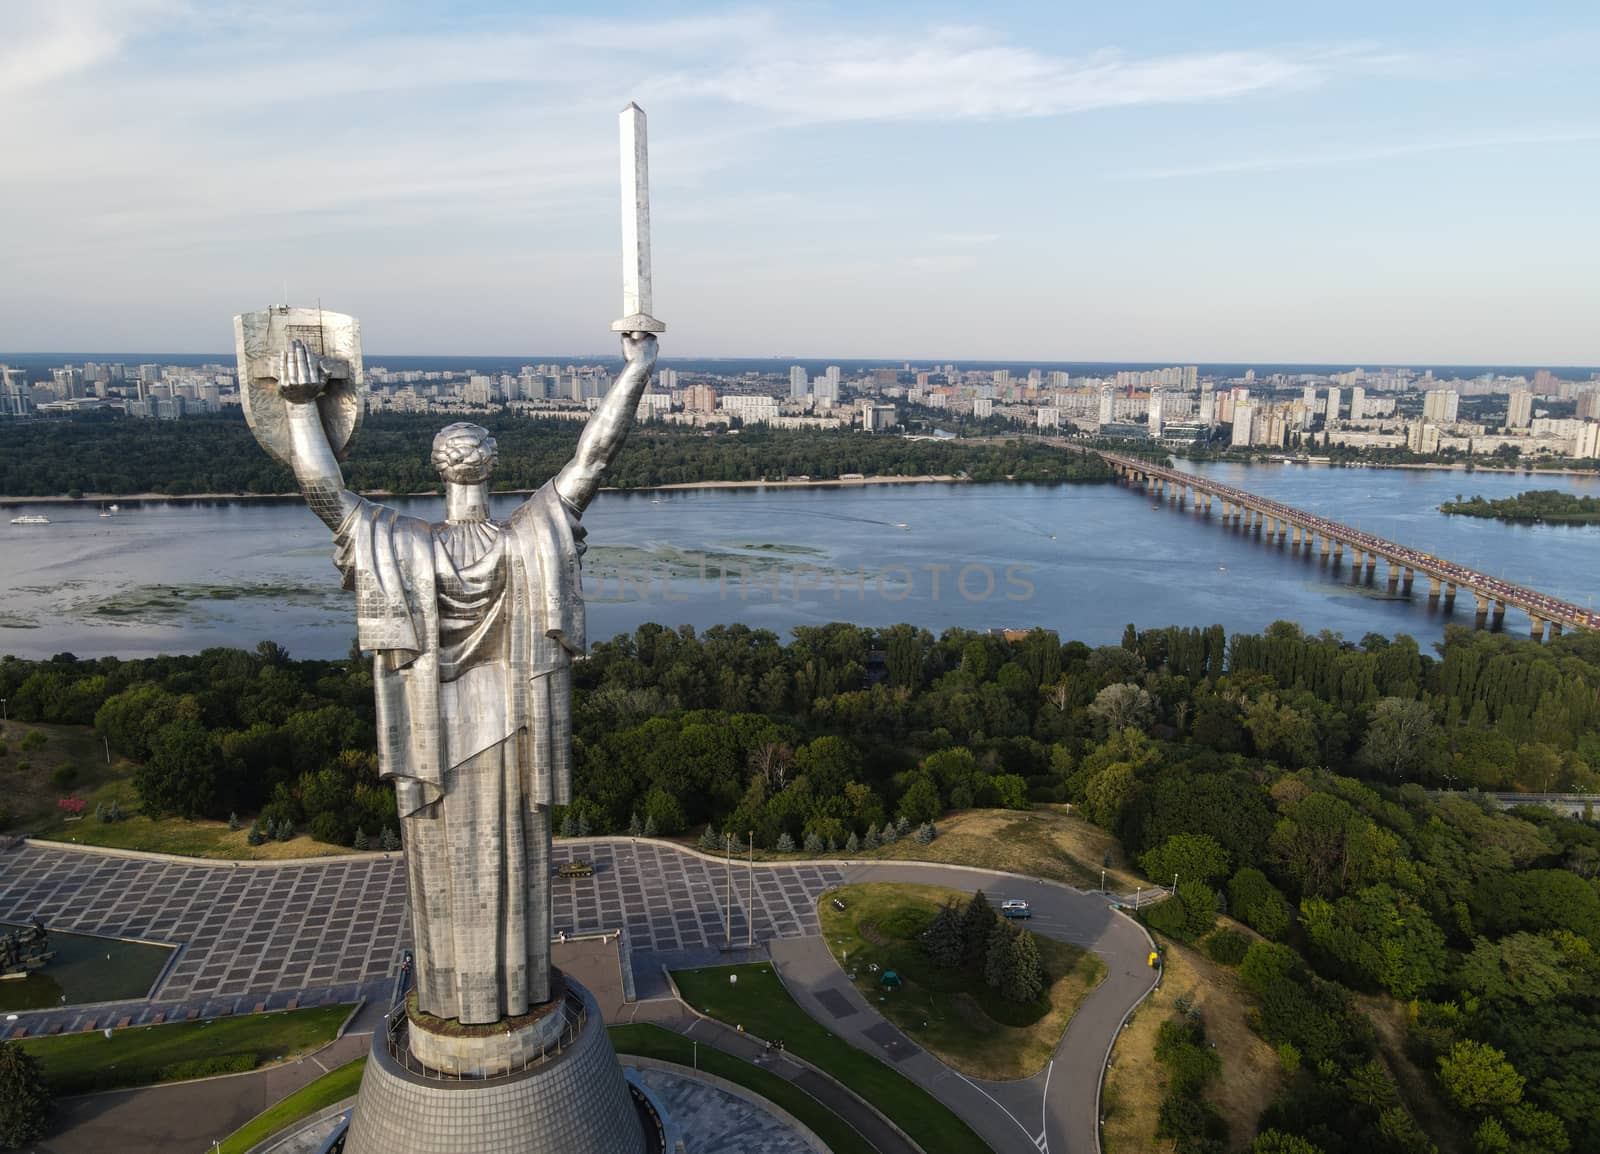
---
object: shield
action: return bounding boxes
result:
[233,306,365,469]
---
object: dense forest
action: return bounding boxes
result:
[0,412,1109,497]
[2,619,1599,1151]
[1441,489,1600,524]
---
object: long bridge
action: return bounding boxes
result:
[1095,451,1598,639]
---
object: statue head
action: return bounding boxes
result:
[431,423,499,485]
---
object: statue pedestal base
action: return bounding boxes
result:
[404,975,573,1078]
[341,977,653,1154]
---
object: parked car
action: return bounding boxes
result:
[1000,899,1032,919]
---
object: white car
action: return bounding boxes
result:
[1000,899,1032,919]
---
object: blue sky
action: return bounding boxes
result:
[1,1,1596,363]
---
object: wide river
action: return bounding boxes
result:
[2,462,1596,660]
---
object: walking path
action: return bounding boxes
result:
[620,996,919,1154]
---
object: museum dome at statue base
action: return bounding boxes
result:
[340,977,653,1154]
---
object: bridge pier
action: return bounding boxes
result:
[1493,600,1506,625]
[1531,616,1547,641]
[1551,622,1563,637]
[1445,583,1457,608]
[1474,593,1490,625]
[1321,535,1331,557]
[1403,568,1414,593]
[1388,561,1400,592]
[1291,525,1302,547]
[1428,576,1441,599]
[1332,539,1343,559]
[1276,519,1287,542]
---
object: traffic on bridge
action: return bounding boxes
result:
[1095,451,1598,638]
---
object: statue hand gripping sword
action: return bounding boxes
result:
[236,104,663,1027]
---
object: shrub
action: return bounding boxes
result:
[15,759,30,773]
[380,827,401,851]
[775,832,796,853]
[19,731,46,753]
[310,812,347,845]
[50,763,79,789]
[56,797,87,817]
[845,832,860,854]
[803,832,824,854]
[1204,928,1250,966]
[227,812,241,831]
[274,818,295,841]
[158,1054,259,1080]
[247,822,265,846]
[880,821,898,844]
[352,828,370,850]
[642,814,659,838]
[1240,941,1303,995]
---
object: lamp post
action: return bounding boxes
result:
[102,735,111,765]
[1101,868,1106,895]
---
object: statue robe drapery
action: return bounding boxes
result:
[333,483,585,1023]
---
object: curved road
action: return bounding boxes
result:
[774,862,1156,1154]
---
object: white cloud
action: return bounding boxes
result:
[0,0,178,96]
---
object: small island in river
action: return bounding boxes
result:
[1440,488,1600,523]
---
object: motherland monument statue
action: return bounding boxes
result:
[233,105,671,1153]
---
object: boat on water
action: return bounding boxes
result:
[10,514,49,525]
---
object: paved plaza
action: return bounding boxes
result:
[0,839,844,1038]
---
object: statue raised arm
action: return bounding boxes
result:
[275,339,363,531]
[553,331,657,512]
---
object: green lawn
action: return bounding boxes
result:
[19,1004,354,1095]
[671,964,992,1154]
[217,1057,366,1154]
[609,1024,874,1154]
[818,882,1105,1079]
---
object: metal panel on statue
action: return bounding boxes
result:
[233,306,365,469]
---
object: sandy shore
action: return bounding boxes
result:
[0,474,966,504]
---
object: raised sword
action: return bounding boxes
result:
[611,102,667,334]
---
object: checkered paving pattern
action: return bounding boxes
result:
[549,841,843,951]
[0,840,843,1037]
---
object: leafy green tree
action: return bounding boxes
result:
[134,720,219,818]
[897,776,942,825]
[1251,1131,1325,1154]
[1458,934,1575,1005]
[1239,941,1303,995]
[1438,1040,1523,1114]
[1229,867,1291,939]
[0,1040,49,1147]
[1089,683,1153,732]
[1360,697,1441,779]
[1140,833,1232,887]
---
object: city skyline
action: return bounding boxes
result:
[3,2,1598,361]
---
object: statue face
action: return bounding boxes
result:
[431,423,499,484]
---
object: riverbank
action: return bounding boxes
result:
[1181,455,1600,478]
[0,473,970,504]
